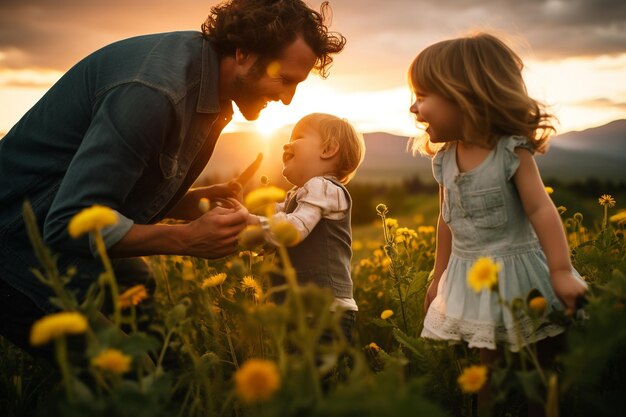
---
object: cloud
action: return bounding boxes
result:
[575,97,626,111]
[1,0,624,75]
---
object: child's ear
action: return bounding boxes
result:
[320,139,339,160]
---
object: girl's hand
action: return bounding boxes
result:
[551,271,588,315]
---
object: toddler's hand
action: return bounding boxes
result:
[551,271,588,315]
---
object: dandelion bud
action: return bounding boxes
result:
[198,198,210,213]
[239,225,266,249]
[380,309,394,320]
[376,203,388,216]
[244,186,286,214]
[367,342,381,352]
[528,296,547,316]
[573,212,583,223]
[270,220,300,247]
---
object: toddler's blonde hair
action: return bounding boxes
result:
[300,113,365,184]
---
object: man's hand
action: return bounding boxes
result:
[183,201,249,258]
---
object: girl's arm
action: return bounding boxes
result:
[425,185,452,313]
[513,148,587,313]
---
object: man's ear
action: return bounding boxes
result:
[321,139,340,159]
[235,47,253,66]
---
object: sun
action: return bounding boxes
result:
[252,102,294,139]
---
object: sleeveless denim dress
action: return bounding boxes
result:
[421,136,586,351]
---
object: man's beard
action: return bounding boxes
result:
[232,64,267,121]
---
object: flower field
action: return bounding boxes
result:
[1,192,626,417]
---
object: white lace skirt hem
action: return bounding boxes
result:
[421,306,565,352]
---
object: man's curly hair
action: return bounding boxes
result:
[201,0,346,78]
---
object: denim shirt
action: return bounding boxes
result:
[0,31,232,311]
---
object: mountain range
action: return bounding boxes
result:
[1,119,624,186]
[201,119,626,186]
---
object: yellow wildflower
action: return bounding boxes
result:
[457,365,488,393]
[610,210,626,225]
[244,186,286,214]
[395,227,417,243]
[418,225,435,234]
[239,225,266,249]
[544,186,554,195]
[234,358,281,403]
[467,257,499,293]
[117,284,149,309]
[367,342,381,352]
[528,296,548,316]
[91,348,132,374]
[242,276,263,300]
[270,220,300,246]
[202,273,227,289]
[181,259,195,281]
[380,309,394,320]
[30,312,88,346]
[598,194,616,207]
[385,218,398,231]
[67,205,118,238]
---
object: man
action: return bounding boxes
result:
[0,0,345,354]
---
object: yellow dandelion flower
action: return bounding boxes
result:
[367,342,381,352]
[117,284,149,309]
[67,205,118,238]
[202,272,227,289]
[242,276,263,300]
[239,225,266,249]
[457,365,488,393]
[380,309,394,320]
[244,186,286,214]
[598,194,616,207]
[359,259,374,268]
[418,225,435,234]
[528,296,548,316]
[467,257,499,293]
[91,348,132,374]
[609,210,626,225]
[30,312,88,346]
[181,259,196,281]
[270,220,300,246]
[544,186,554,195]
[234,358,281,403]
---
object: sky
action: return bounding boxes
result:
[1,0,626,138]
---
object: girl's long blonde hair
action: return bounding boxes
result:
[408,32,556,156]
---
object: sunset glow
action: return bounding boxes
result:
[1,1,625,138]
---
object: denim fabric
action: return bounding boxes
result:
[0,31,232,312]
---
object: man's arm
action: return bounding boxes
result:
[109,205,248,259]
